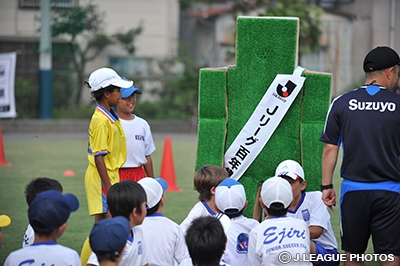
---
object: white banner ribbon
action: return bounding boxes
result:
[224,66,306,180]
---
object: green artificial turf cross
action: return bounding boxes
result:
[196,16,332,217]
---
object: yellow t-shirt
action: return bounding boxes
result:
[84,104,126,215]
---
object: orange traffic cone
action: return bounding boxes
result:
[0,125,10,166]
[160,136,180,191]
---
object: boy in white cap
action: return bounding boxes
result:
[89,216,131,265]
[248,176,311,266]
[81,67,133,264]
[117,85,156,181]
[138,177,191,266]
[215,178,259,266]
[275,159,339,266]
[4,190,80,265]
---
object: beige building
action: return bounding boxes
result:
[0,0,179,101]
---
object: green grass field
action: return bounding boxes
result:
[0,133,378,265]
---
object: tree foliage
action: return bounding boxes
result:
[135,44,202,121]
[262,0,323,58]
[50,3,143,104]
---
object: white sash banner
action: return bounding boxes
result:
[224,66,306,180]
[0,52,17,118]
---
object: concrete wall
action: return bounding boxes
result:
[337,0,400,88]
[0,1,40,38]
[302,12,354,96]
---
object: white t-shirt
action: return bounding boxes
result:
[87,226,148,266]
[221,215,259,266]
[22,223,35,247]
[5,242,81,266]
[287,191,338,250]
[180,201,217,235]
[248,216,312,266]
[120,116,156,168]
[139,213,191,266]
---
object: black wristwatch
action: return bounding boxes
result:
[320,184,333,190]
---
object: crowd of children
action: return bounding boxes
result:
[2,67,340,266]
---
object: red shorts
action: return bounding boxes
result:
[119,167,146,182]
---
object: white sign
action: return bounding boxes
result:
[0,52,17,118]
[224,66,305,180]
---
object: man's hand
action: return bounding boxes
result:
[322,188,336,211]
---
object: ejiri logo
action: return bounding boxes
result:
[277,80,296,98]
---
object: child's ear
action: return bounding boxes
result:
[243,200,249,210]
[258,198,269,219]
[301,180,307,191]
[258,197,267,213]
[160,194,166,207]
[210,186,216,195]
[57,222,68,238]
[132,207,139,217]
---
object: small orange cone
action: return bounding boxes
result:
[0,125,10,166]
[63,170,75,177]
[160,137,180,191]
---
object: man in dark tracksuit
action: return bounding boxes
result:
[320,46,400,266]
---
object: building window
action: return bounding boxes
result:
[19,0,75,8]
[109,57,153,79]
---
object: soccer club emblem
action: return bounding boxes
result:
[236,233,249,254]
[301,209,310,222]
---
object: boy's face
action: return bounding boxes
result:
[281,176,306,202]
[107,87,122,107]
[117,94,136,114]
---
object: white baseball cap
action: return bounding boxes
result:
[275,159,305,181]
[215,178,246,215]
[261,176,293,208]
[88,68,133,92]
[138,177,168,209]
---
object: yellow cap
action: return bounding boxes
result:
[0,215,11,228]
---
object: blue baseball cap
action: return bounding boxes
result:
[89,216,131,257]
[28,190,79,234]
[121,84,143,98]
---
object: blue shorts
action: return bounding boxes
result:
[315,241,340,266]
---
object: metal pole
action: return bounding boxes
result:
[39,0,52,119]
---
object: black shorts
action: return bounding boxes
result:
[341,190,400,255]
